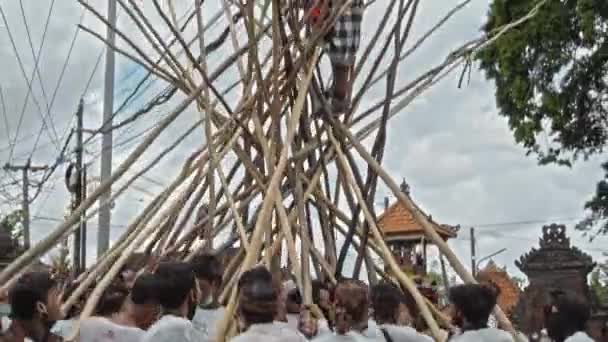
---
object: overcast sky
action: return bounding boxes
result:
[0,0,606,279]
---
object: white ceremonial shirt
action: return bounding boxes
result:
[564,331,595,342]
[450,328,515,342]
[51,319,76,339]
[79,317,144,342]
[313,330,382,342]
[230,321,308,342]
[141,315,202,342]
[192,306,226,341]
[364,323,434,342]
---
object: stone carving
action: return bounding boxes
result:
[513,224,597,337]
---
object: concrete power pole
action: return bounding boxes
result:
[73,99,86,273]
[3,161,48,249]
[98,0,117,256]
[470,227,476,277]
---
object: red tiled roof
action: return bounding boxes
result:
[377,201,458,239]
[477,261,521,316]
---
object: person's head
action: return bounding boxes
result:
[130,273,161,330]
[155,262,199,320]
[545,290,590,342]
[237,266,278,330]
[312,280,330,308]
[286,288,302,314]
[95,282,129,317]
[9,272,63,329]
[371,282,412,325]
[190,253,223,303]
[448,284,498,330]
[120,267,137,290]
[333,279,369,335]
[61,281,87,319]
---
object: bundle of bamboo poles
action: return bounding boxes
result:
[0,0,547,341]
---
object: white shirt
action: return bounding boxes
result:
[313,330,381,342]
[51,319,76,339]
[142,315,202,342]
[564,332,595,342]
[450,328,515,342]
[80,317,144,342]
[231,321,308,342]
[192,307,226,341]
[286,313,299,331]
[364,323,433,342]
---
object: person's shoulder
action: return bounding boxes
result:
[383,324,434,342]
[143,316,196,341]
[451,328,514,342]
[564,332,595,342]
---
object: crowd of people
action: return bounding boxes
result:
[0,251,596,342]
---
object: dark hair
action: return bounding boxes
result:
[154,262,196,310]
[371,282,407,324]
[95,282,129,317]
[190,253,223,283]
[287,288,302,306]
[546,290,590,342]
[237,266,277,325]
[311,280,325,304]
[448,284,498,330]
[9,272,57,320]
[131,274,161,305]
[334,279,369,335]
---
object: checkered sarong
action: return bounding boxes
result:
[326,0,364,66]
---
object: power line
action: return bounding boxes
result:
[0,2,59,162]
[0,85,9,147]
[30,2,88,160]
[19,0,55,120]
[470,216,584,230]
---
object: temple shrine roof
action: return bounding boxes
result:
[377,180,459,240]
[477,260,521,317]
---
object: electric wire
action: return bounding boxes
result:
[30,3,88,160]
[0,2,59,162]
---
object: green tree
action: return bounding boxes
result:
[590,267,608,305]
[477,0,608,235]
[511,275,527,290]
[0,210,23,243]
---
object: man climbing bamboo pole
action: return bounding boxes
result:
[306,0,364,114]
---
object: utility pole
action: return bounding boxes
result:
[74,99,85,273]
[3,161,48,249]
[470,227,476,277]
[98,0,117,256]
[80,165,87,270]
[66,100,88,274]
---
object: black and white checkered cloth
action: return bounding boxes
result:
[325,0,364,66]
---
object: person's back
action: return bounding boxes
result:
[80,316,144,342]
[563,331,594,342]
[231,321,306,342]
[449,327,514,342]
[192,306,225,340]
[314,330,380,342]
[365,323,433,342]
[143,314,202,342]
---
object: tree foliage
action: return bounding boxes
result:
[0,210,23,243]
[477,0,608,234]
[590,267,608,305]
